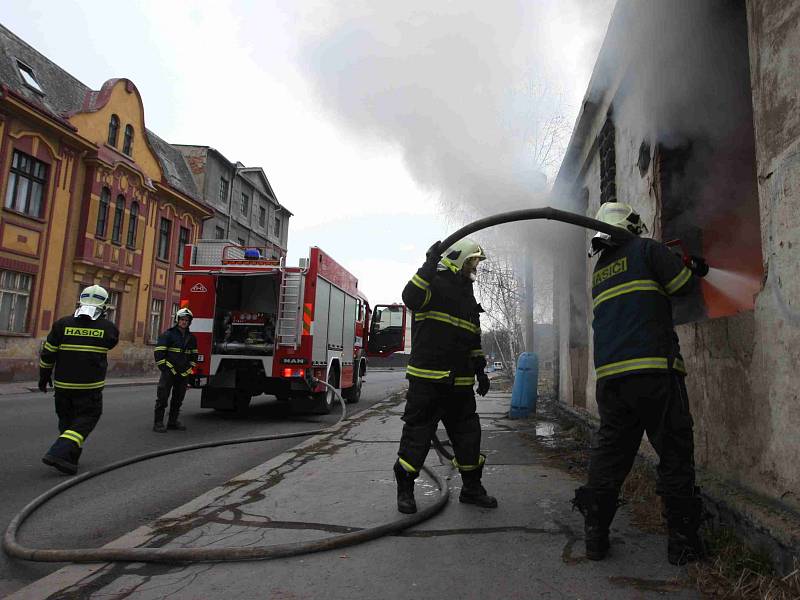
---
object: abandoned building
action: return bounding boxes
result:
[552,0,800,568]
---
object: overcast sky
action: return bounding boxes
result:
[2,1,613,305]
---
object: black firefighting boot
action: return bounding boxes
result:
[393,460,418,514]
[459,462,498,508]
[42,437,81,475]
[572,486,620,560]
[168,403,186,430]
[167,415,186,431]
[153,406,167,433]
[663,489,707,565]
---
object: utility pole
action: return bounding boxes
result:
[523,247,535,353]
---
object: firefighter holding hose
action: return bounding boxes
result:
[573,202,708,565]
[393,238,497,514]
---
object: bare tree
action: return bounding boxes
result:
[475,252,525,381]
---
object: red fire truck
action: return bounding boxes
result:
[178,240,407,414]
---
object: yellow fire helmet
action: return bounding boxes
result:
[440,238,486,275]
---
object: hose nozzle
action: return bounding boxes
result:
[685,255,709,278]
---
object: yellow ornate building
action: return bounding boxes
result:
[0,25,213,379]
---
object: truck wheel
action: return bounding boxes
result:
[342,374,362,404]
[313,371,337,414]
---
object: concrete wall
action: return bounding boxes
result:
[554,0,800,516]
[743,0,800,510]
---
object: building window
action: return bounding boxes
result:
[107,114,120,147]
[5,150,48,218]
[17,60,43,93]
[273,215,281,238]
[157,218,171,261]
[0,270,32,333]
[178,226,190,266]
[218,177,229,204]
[258,205,266,227]
[127,201,139,248]
[598,111,616,205]
[96,187,111,237]
[215,225,225,240]
[172,302,180,322]
[241,193,249,215]
[111,195,125,244]
[105,290,120,325]
[149,298,163,343]
[122,125,134,156]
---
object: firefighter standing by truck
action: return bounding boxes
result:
[38,285,119,475]
[572,202,709,565]
[153,307,197,432]
[393,238,497,514]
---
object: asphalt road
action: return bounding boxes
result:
[0,369,408,597]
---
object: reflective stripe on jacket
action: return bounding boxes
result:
[154,325,198,377]
[402,265,484,387]
[39,315,119,391]
[591,236,694,380]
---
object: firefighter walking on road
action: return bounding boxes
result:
[38,285,119,475]
[573,202,709,565]
[153,307,197,432]
[393,238,497,514]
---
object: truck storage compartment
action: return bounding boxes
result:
[213,274,279,355]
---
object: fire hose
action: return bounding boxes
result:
[3,381,450,564]
[4,207,684,566]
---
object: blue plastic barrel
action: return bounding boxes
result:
[509,352,539,419]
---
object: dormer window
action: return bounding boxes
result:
[108,114,120,147]
[16,60,43,94]
[122,125,134,156]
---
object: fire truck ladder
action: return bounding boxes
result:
[276,271,303,347]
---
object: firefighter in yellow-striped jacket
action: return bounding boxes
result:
[152,307,197,432]
[38,285,119,475]
[393,238,497,514]
[573,202,709,566]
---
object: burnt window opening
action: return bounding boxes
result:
[657,142,706,324]
[598,112,616,205]
[637,140,651,177]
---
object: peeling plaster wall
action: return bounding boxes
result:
[744,0,800,511]
[555,0,800,512]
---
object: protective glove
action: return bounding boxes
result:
[476,372,490,397]
[38,372,52,393]
[424,241,442,267]
[686,255,709,278]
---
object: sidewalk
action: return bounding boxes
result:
[0,376,158,396]
[9,390,700,600]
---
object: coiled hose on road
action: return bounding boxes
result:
[3,207,630,565]
[3,382,450,563]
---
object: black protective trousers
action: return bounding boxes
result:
[155,370,188,423]
[588,372,696,497]
[54,389,103,438]
[398,378,482,471]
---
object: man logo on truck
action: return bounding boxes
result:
[190,283,207,293]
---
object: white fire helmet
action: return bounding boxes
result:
[175,307,193,324]
[74,285,109,320]
[440,238,486,281]
[591,202,648,256]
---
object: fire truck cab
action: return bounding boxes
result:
[178,240,406,414]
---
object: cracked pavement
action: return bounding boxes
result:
[9,391,701,600]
